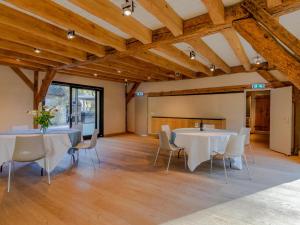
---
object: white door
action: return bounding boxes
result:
[270,86,293,155]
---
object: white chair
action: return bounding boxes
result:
[210,135,251,183]
[203,124,215,129]
[239,127,254,163]
[11,125,29,131]
[74,129,100,168]
[154,131,186,172]
[73,123,84,141]
[161,124,171,140]
[7,135,50,192]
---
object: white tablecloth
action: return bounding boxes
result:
[0,133,72,172]
[174,128,241,171]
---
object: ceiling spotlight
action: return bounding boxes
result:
[122,0,135,16]
[147,76,151,80]
[117,70,121,73]
[93,73,98,77]
[124,78,128,82]
[67,30,76,40]
[254,55,262,65]
[34,48,41,54]
[190,50,196,60]
[209,64,215,72]
[175,72,181,78]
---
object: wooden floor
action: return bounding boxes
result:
[0,134,300,225]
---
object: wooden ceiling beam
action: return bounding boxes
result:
[0,39,72,64]
[0,23,87,61]
[10,66,34,91]
[138,0,183,36]
[267,0,282,8]
[154,45,211,75]
[257,70,284,88]
[6,0,126,51]
[0,49,62,67]
[267,0,300,16]
[186,38,231,73]
[132,51,197,78]
[0,56,48,70]
[114,57,175,78]
[222,28,252,71]
[95,61,167,81]
[66,67,147,82]
[233,18,300,89]
[58,70,135,83]
[0,3,105,57]
[242,0,300,58]
[69,0,152,44]
[202,0,225,24]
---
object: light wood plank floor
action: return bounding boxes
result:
[0,134,300,225]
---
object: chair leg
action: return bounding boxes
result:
[166,151,173,172]
[249,144,255,164]
[243,154,252,180]
[177,149,182,158]
[223,156,228,183]
[89,150,95,169]
[45,158,51,185]
[94,148,101,167]
[7,161,12,192]
[210,155,213,174]
[0,164,3,173]
[183,150,187,170]
[76,150,80,163]
[153,147,160,166]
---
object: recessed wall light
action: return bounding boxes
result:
[190,50,196,60]
[67,30,76,40]
[147,76,151,80]
[34,48,41,54]
[209,64,215,72]
[93,73,98,77]
[117,70,121,73]
[124,78,128,82]
[122,0,135,16]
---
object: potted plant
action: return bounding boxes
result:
[28,104,58,134]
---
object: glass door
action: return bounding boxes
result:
[45,82,103,139]
[71,87,97,137]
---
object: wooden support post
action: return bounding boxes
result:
[36,69,57,104]
[33,71,39,128]
[126,82,140,104]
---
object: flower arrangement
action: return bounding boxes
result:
[27,105,58,133]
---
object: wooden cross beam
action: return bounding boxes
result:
[126,82,141,104]
[233,18,300,89]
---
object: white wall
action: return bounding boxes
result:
[0,65,126,135]
[128,72,268,133]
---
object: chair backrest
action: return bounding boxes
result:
[73,123,84,140]
[161,125,171,140]
[12,125,29,131]
[239,127,251,145]
[12,135,46,162]
[225,135,246,157]
[158,131,172,151]
[89,129,99,149]
[203,124,215,129]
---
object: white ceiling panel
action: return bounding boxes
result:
[223,0,242,7]
[173,42,211,67]
[280,10,300,39]
[166,0,207,20]
[110,0,163,30]
[202,33,241,67]
[54,0,131,38]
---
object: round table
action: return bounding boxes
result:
[0,128,81,172]
[173,128,240,171]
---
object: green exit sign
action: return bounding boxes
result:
[252,83,266,89]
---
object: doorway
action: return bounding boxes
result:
[245,90,270,144]
[45,82,104,138]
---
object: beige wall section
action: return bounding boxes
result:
[128,72,267,133]
[0,66,34,131]
[0,65,126,135]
